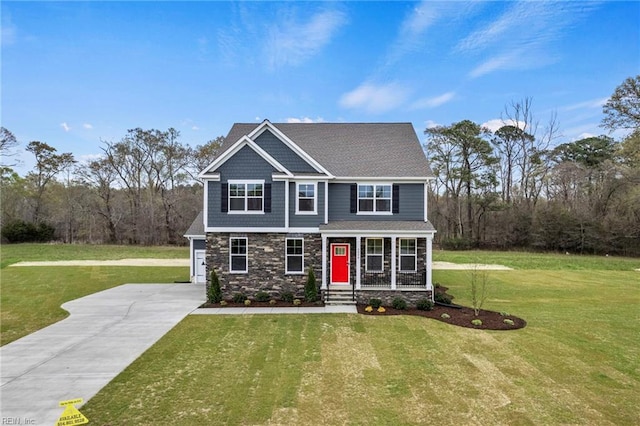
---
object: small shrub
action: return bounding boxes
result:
[269,299,277,306]
[500,311,511,317]
[244,299,252,306]
[434,282,441,288]
[365,306,373,312]
[503,318,515,326]
[305,267,318,302]
[232,293,247,303]
[471,319,483,326]
[391,297,407,310]
[416,299,434,311]
[207,269,222,303]
[440,313,450,319]
[369,298,383,309]
[255,291,270,302]
[293,299,302,306]
[281,292,294,303]
[377,306,386,313]
[434,293,452,304]
[219,300,228,306]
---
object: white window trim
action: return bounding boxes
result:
[295,182,317,215]
[357,183,393,215]
[228,179,265,214]
[285,238,305,275]
[229,237,248,274]
[365,237,384,272]
[398,238,417,272]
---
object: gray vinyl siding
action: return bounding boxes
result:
[328,183,424,221]
[289,181,325,227]
[207,181,285,228]
[193,239,206,250]
[207,146,285,228]
[254,130,317,173]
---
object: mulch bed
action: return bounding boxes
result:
[356,304,526,330]
[200,286,526,331]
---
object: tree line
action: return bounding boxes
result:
[1,76,638,255]
[425,76,640,256]
[1,128,222,245]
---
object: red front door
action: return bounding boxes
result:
[330,243,350,284]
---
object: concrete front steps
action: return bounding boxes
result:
[324,287,357,306]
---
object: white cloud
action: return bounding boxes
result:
[481,118,527,133]
[192,126,200,131]
[460,1,599,78]
[265,9,347,69]
[60,122,71,132]
[425,120,440,129]
[82,123,93,130]
[78,153,102,163]
[286,117,325,123]
[339,82,410,114]
[410,91,455,109]
[561,97,608,111]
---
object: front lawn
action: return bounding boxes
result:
[81,269,640,425]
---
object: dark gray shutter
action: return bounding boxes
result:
[392,184,400,214]
[221,183,228,212]
[264,183,272,213]
[350,184,357,213]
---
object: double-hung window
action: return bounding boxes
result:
[229,181,263,213]
[296,183,316,214]
[399,238,417,272]
[358,184,391,213]
[285,238,304,274]
[366,238,384,272]
[229,237,247,273]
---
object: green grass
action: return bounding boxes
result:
[0,243,188,268]
[0,266,188,345]
[433,249,640,270]
[81,267,640,425]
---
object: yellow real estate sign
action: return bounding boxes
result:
[56,398,88,425]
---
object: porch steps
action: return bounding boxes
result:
[324,288,357,306]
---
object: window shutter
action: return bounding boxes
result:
[350,184,357,213]
[221,183,228,212]
[264,183,272,213]
[392,184,400,214]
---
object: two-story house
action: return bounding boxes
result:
[184,120,436,305]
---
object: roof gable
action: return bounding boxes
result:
[209,121,434,179]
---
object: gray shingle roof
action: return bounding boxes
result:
[183,211,204,237]
[220,122,434,178]
[320,220,436,232]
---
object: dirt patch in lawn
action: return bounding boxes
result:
[432,261,513,270]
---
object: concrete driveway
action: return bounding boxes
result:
[0,283,205,425]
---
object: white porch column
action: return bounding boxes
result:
[391,236,397,289]
[321,235,328,289]
[426,234,433,293]
[356,236,362,290]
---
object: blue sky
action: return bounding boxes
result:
[2,1,639,174]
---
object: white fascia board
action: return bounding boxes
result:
[332,176,432,183]
[183,234,205,239]
[206,227,320,233]
[321,229,436,237]
[273,174,331,181]
[249,120,334,178]
[198,136,293,178]
[200,174,220,181]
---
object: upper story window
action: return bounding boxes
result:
[358,184,391,213]
[296,182,317,214]
[229,181,263,213]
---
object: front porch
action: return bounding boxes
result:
[318,221,436,304]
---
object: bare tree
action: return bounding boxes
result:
[0,127,19,168]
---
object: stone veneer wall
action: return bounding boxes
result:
[206,232,322,300]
